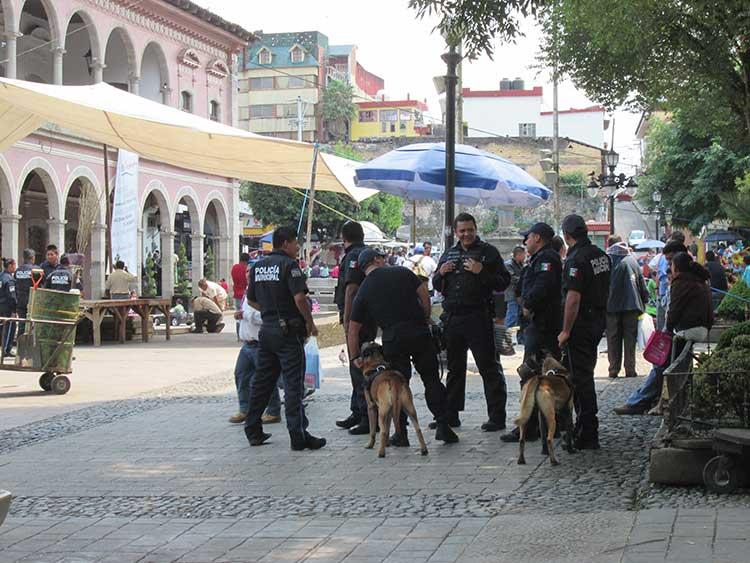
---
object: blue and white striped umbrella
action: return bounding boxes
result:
[355,143,552,208]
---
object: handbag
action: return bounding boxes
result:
[494,324,515,356]
[643,330,672,366]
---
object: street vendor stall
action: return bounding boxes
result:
[80,298,172,347]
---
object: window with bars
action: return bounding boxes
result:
[258,49,272,65]
[181,91,193,113]
[290,47,304,63]
[359,110,376,122]
[209,100,220,122]
[249,105,275,118]
[518,123,537,137]
[250,77,274,90]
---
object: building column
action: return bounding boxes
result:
[52,47,65,85]
[160,230,175,299]
[46,218,67,251]
[136,227,144,280]
[218,235,232,283]
[190,233,204,296]
[0,214,20,261]
[91,61,106,84]
[89,223,107,299]
[129,74,140,95]
[162,87,172,105]
[3,32,21,79]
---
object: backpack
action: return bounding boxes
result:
[411,255,429,279]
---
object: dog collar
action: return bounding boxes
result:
[364,364,389,378]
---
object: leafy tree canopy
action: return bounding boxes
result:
[321,80,357,141]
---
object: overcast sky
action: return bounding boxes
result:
[195,0,641,170]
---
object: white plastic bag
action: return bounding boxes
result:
[304,337,322,389]
[637,313,655,350]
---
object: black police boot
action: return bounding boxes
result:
[481,419,506,432]
[429,414,460,429]
[574,433,600,450]
[335,413,359,429]
[348,419,370,435]
[290,432,327,451]
[389,431,410,447]
[244,427,272,447]
[435,422,459,443]
[500,426,520,443]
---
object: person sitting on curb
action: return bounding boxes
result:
[192,296,225,333]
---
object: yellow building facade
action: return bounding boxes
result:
[350,99,429,141]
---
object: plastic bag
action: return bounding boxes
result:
[304,337,322,389]
[643,330,672,366]
[637,313,655,350]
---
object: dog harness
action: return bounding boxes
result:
[363,364,389,392]
[541,368,575,393]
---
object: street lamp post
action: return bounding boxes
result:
[652,190,662,241]
[586,149,638,235]
[442,46,461,250]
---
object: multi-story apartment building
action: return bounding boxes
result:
[238,31,383,141]
[0,0,252,297]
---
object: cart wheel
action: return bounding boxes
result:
[703,455,740,494]
[39,372,54,391]
[171,317,179,327]
[153,318,161,327]
[50,375,71,395]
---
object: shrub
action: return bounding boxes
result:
[716,280,750,321]
[693,334,750,424]
[716,320,750,350]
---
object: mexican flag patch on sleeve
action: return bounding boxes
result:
[540,262,551,272]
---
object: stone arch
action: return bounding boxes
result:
[62,8,101,59]
[202,192,230,282]
[0,154,16,214]
[202,191,230,236]
[61,9,101,85]
[18,0,62,45]
[174,186,202,233]
[103,26,138,87]
[141,179,172,220]
[140,41,170,102]
[62,165,105,222]
[16,156,62,218]
[2,0,17,34]
[0,154,15,259]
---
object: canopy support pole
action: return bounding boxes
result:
[411,200,417,247]
[103,144,112,272]
[304,144,320,267]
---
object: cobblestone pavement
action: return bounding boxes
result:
[1,340,748,562]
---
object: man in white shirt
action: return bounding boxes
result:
[105,261,138,299]
[198,278,227,310]
[229,296,281,424]
[407,244,438,293]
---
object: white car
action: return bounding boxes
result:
[628,230,646,248]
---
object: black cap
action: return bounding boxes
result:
[561,214,588,236]
[520,222,555,241]
[358,248,386,269]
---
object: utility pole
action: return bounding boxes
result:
[442,46,461,251]
[456,42,464,145]
[296,96,303,142]
[304,144,320,267]
[551,0,561,232]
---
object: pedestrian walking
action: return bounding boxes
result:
[705,251,728,312]
[14,249,38,338]
[501,223,561,444]
[558,215,611,450]
[504,246,526,332]
[347,248,459,446]
[243,227,325,451]
[333,221,376,435]
[231,253,251,339]
[0,258,17,357]
[433,212,510,432]
[606,236,648,379]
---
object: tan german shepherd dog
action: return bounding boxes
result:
[516,355,576,466]
[359,342,429,458]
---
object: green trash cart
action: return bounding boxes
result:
[0,287,81,395]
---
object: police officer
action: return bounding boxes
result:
[45,255,75,292]
[243,227,326,451]
[433,212,509,431]
[333,221,376,435]
[0,258,17,356]
[14,249,38,337]
[40,245,59,278]
[558,214,610,450]
[501,222,562,443]
[348,248,459,445]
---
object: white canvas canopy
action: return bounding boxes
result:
[0,78,376,202]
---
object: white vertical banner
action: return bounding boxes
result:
[111,149,139,273]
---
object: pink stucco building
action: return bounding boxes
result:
[0,0,253,297]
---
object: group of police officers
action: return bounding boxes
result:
[0,245,81,356]
[243,212,611,453]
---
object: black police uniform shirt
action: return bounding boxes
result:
[14,263,37,310]
[0,271,17,314]
[247,250,308,323]
[521,243,563,332]
[40,260,58,279]
[563,237,611,321]
[45,266,74,292]
[350,267,426,330]
[334,242,368,313]
[433,237,504,314]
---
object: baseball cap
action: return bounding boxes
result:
[358,248,387,269]
[561,214,588,236]
[520,222,555,241]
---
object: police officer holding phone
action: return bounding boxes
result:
[558,214,610,450]
[243,227,325,451]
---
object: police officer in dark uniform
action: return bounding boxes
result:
[45,256,75,292]
[243,227,326,451]
[348,248,459,445]
[14,249,38,337]
[0,258,18,356]
[501,222,562,443]
[432,212,509,431]
[333,221,376,435]
[558,214,610,450]
[40,245,59,279]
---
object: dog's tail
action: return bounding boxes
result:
[389,381,402,431]
[514,377,539,428]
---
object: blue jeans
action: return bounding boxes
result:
[235,341,281,416]
[505,300,519,329]
[625,364,664,407]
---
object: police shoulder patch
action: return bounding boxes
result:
[349,260,358,269]
[540,262,551,272]
[291,268,302,278]
[569,267,580,278]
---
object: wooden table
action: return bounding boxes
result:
[80,299,171,347]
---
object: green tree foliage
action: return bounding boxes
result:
[174,243,190,296]
[204,245,215,281]
[321,80,357,141]
[721,172,750,226]
[538,0,750,147]
[716,280,750,322]
[636,116,749,231]
[143,255,157,297]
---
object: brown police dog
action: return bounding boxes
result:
[359,342,428,458]
[515,355,576,466]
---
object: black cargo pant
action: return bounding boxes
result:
[562,315,606,440]
[382,322,448,430]
[245,323,309,442]
[444,312,507,425]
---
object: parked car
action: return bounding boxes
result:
[628,229,646,248]
[153,311,193,327]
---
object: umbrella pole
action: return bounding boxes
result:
[411,200,416,247]
[304,144,320,267]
